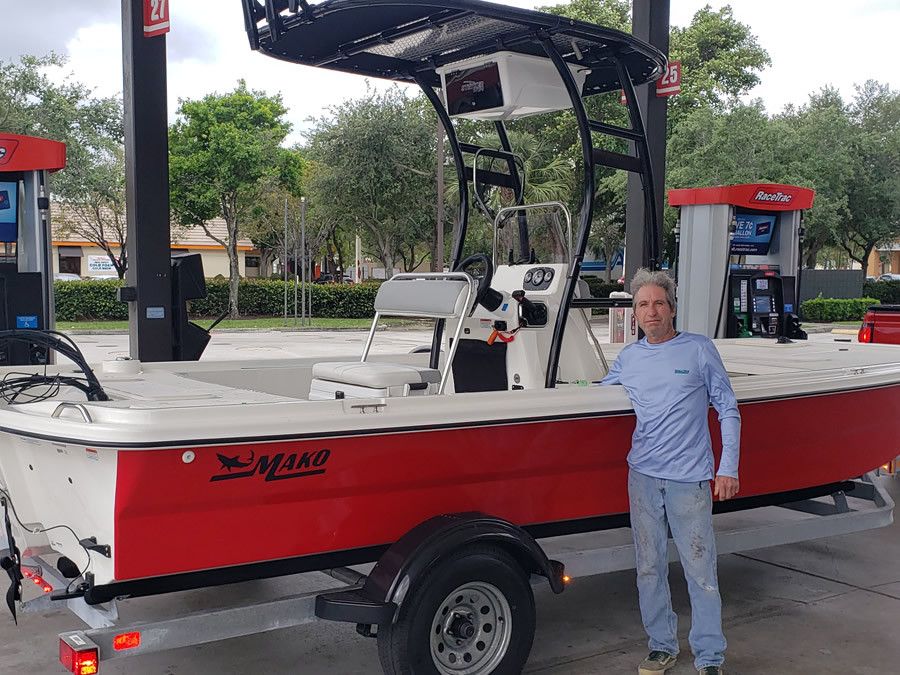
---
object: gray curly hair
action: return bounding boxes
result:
[630,268,676,311]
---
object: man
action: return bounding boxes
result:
[601,269,740,675]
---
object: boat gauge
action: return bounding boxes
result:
[544,269,554,282]
[524,271,533,284]
[532,269,544,285]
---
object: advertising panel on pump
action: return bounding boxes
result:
[731,213,775,255]
[0,180,18,242]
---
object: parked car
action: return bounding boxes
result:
[877,273,900,282]
[53,273,82,282]
[858,305,900,344]
[314,273,351,284]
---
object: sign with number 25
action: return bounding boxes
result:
[144,0,170,38]
[656,61,681,97]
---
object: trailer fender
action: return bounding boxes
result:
[314,512,565,626]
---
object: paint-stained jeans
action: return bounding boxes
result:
[628,469,726,670]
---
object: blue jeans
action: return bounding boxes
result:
[628,469,726,669]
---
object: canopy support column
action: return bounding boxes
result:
[417,77,470,370]
[540,36,595,389]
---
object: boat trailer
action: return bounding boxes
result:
[4,474,892,674]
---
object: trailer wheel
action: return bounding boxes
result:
[377,545,535,675]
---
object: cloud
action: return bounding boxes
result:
[0,0,118,61]
[4,0,897,148]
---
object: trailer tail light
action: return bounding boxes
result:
[858,322,873,343]
[21,567,53,593]
[113,631,141,651]
[59,633,100,675]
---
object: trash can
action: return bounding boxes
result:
[609,291,636,344]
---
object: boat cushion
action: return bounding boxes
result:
[375,278,471,318]
[311,361,442,389]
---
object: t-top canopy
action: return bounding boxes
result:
[241,0,666,93]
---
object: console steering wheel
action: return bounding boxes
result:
[455,253,496,310]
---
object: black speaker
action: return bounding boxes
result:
[170,254,210,361]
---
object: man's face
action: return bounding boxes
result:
[634,284,675,342]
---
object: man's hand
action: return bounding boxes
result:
[714,475,740,500]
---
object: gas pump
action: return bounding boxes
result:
[669,183,815,340]
[0,134,65,365]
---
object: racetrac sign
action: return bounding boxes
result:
[749,189,793,205]
[144,0,170,38]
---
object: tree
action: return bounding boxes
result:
[54,144,129,278]
[169,82,301,316]
[591,172,627,280]
[668,5,771,125]
[667,101,779,187]
[241,152,318,278]
[535,1,772,262]
[1,53,129,274]
[841,81,900,267]
[771,88,853,268]
[304,87,435,278]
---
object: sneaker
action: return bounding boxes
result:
[698,667,724,675]
[638,651,677,674]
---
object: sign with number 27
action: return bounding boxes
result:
[144,0,170,38]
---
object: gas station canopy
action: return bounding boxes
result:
[0,134,66,173]
[669,183,815,212]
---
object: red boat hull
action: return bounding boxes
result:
[114,385,900,581]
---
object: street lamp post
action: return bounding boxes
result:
[301,197,308,326]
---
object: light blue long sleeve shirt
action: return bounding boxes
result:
[600,332,740,482]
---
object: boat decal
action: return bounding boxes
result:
[210,449,330,483]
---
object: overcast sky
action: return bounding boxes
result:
[4,1,898,146]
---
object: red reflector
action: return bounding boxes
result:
[59,638,100,675]
[113,631,141,651]
[858,324,873,343]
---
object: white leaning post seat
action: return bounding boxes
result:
[309,273,474,400]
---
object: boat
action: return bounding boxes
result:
[1,0,899,613]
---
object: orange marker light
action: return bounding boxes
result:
[77,655,98,675]
[113,631,142,651]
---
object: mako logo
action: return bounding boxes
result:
[674,369,690,375]
[751,190,793,205]
[211,448,331,482]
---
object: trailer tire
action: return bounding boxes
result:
[377,545,535,675]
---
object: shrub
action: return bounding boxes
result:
[583,277,624,298]
[54,280,127,321]
[800,297,879,322]
[54,279,384,321]
[863,280,900,305]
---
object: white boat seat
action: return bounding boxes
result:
[311,361,441,389]
[308,273,475,400]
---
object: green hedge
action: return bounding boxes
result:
[583,278,625,298]
[53,279,382,321]
[800,297,879,322]
[54,280,128,321]
[863,280,900,305]
[55,277,626,321]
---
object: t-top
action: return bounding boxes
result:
[600,331,740,482]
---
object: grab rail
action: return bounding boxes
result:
[51,403,93,424]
